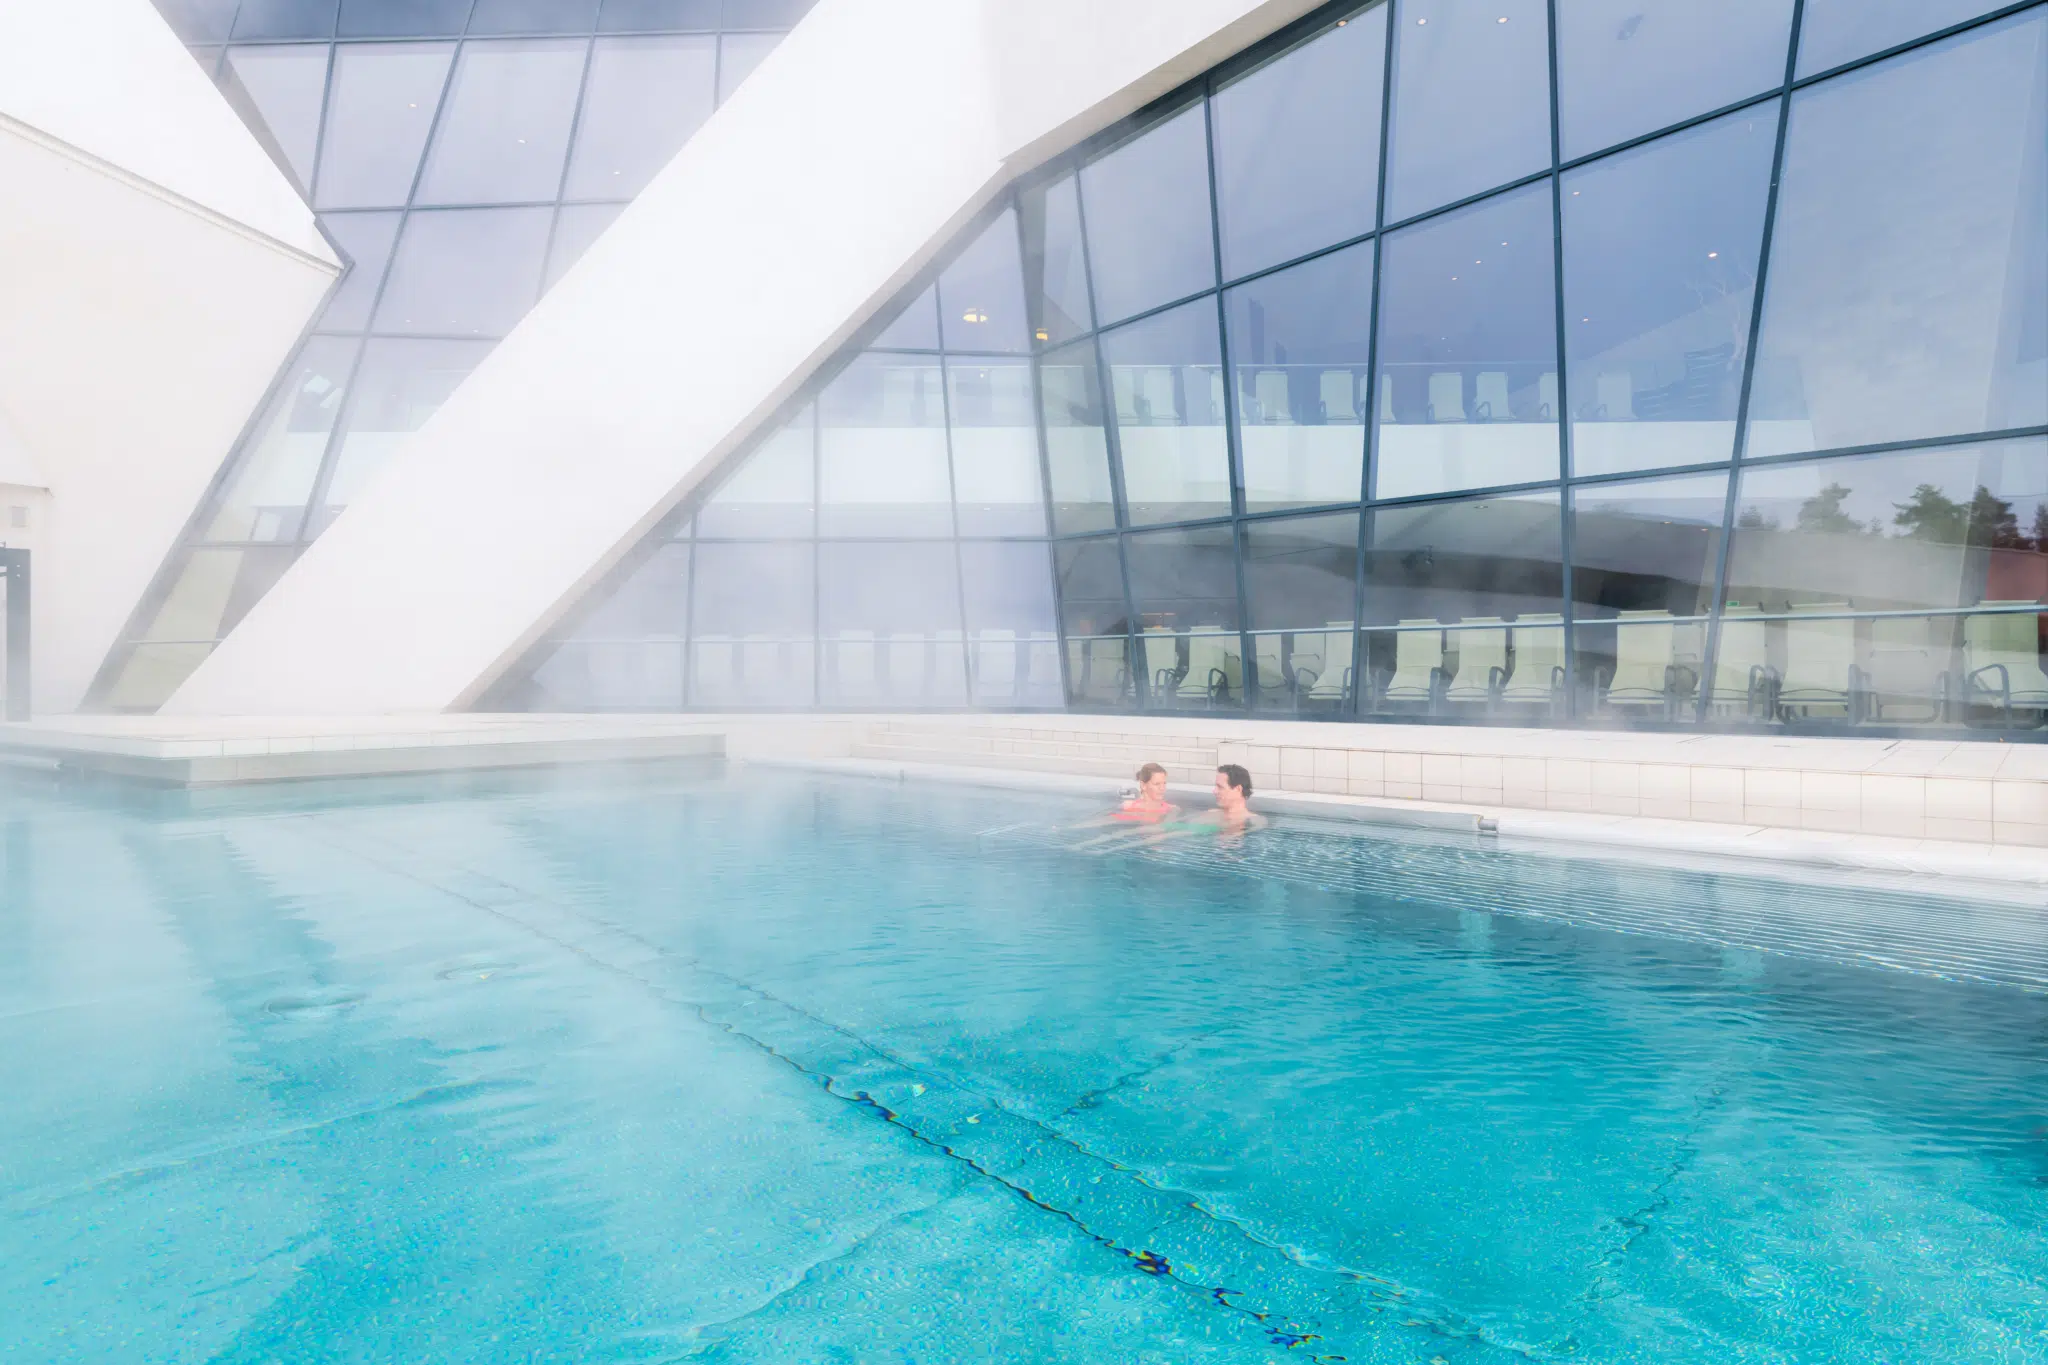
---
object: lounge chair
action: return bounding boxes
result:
[1777,602,1859,720]
[1600,609,1696,717]
[1706,605,1776,719]
[1500,614,1566,712]
[972,628,1017,703]
[1443,618,1509,706]
[832,629,877,702]
[1254,369,1290,423]
[1962,603,2048,726]
[1304,623,1356,707]
[1427,372,1464,423]
[1473,372,1511,422]
[1378,621,1448,711]
[1320,370,1359,423]
[1865,615,1950,724]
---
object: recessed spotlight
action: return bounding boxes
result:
[1417,16,1427,23]
[1451,275,1459,281]
[1498,15,1508,21]
[1708,250,1719,258]
[962,309,988,323]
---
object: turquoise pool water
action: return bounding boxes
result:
[2,765,2045,1363]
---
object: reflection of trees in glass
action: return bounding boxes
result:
[1891,483,2028,548]
[1795,482,1873,536]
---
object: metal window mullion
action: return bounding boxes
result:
[301,27,468,524]
[1017,193,1076,710]
[1070,164,1143,711]
[1354,0,1399,719]
[1701,0,1805,722]
[1546,0,1581,718]
[540,31,602,295]
[1201,94,1255,716]
[934,341,975,708]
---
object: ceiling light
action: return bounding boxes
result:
[1498,15,1508,21]
[962,309,988,323]
[1708,251,1719,258]
[1035,329,1049,341]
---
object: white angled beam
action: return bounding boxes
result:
[168,0,1320,716]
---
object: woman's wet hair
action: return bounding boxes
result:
[1217,763,1253,798]
[1135,762,1167,784]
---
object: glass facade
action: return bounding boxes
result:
[95,0,810,710]
[520,0,2048,733]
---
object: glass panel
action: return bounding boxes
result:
[221,45,328,193]
[939,209,1030,353]
[139,547,299,643]
[1242,512,1361,630]
[698,407,813,536]
[1725,439,2048,614]
[318,338,491,511]
[817,355,953,537]
[1079,104,1217,325]
[337,0,469,37]
[1562,108,1777,476]
[564,36,718,199]
[1385,0,1553,222]
[543,202,626,291]
[1225,241,1374,511]
[599,0,722,31]
[1572,471,1727,618]
[1555,0,1793,159]
[1798,0,2011,77]
[315,43,454,209]
[574,541,691,638]
[530,640,683,709]
[232,0,339,40]
[1127,525,1240,630]
[1362,491,1564,623]
[1101,300,1231,525]
[102,643,218,712]
[1373,182,1560,498]
[1243,514,1361,712]
[818,543,966,706]
[1053,537,1128,638]
[318,211,403,331]
[1039,340,1115,535]
[689,542,815,706]
[871,284,940,350]
[204,337,359,542]
[960,541,1061,707]
[1749,14,2048,457]
[1571,473,1727,719]
[374,206,552,336]
[415,40,586,205]
[1019,175,1091,346]
[946,359,1046,536]
[467,0,602,33]
[723,0,811,25]
[717,32,781,100]
[1126,525,1242,708]
[158,0,241,43]
[1213,4,1387,280]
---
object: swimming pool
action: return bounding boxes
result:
[3,764,2045,1363]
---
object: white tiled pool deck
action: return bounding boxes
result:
[0,713,723,784]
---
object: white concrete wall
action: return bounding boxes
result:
[167,0,1325,717]
[0,0,338,713]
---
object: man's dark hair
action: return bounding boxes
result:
[1217,763,1253,798]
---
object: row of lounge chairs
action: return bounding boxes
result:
[1094,603,2048,726]
[694,631,1057,704]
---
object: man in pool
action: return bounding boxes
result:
[1196,764,1268,836]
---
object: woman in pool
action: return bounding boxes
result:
[1112,762,1177,824]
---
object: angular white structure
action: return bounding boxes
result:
[0,0,337,712]
[165,0,1322,715]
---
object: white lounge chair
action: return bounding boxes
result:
[1963,603,2048,726]
[1427,372,1464,423]
[1443,619,1509,706]
[1379,621,1447,710]
[1473,372,1511,422]
[1777,602,1858,719]
[1500,614,1566,710]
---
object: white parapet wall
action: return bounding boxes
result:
[0,0,338,714]
[163,0,1326,717]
